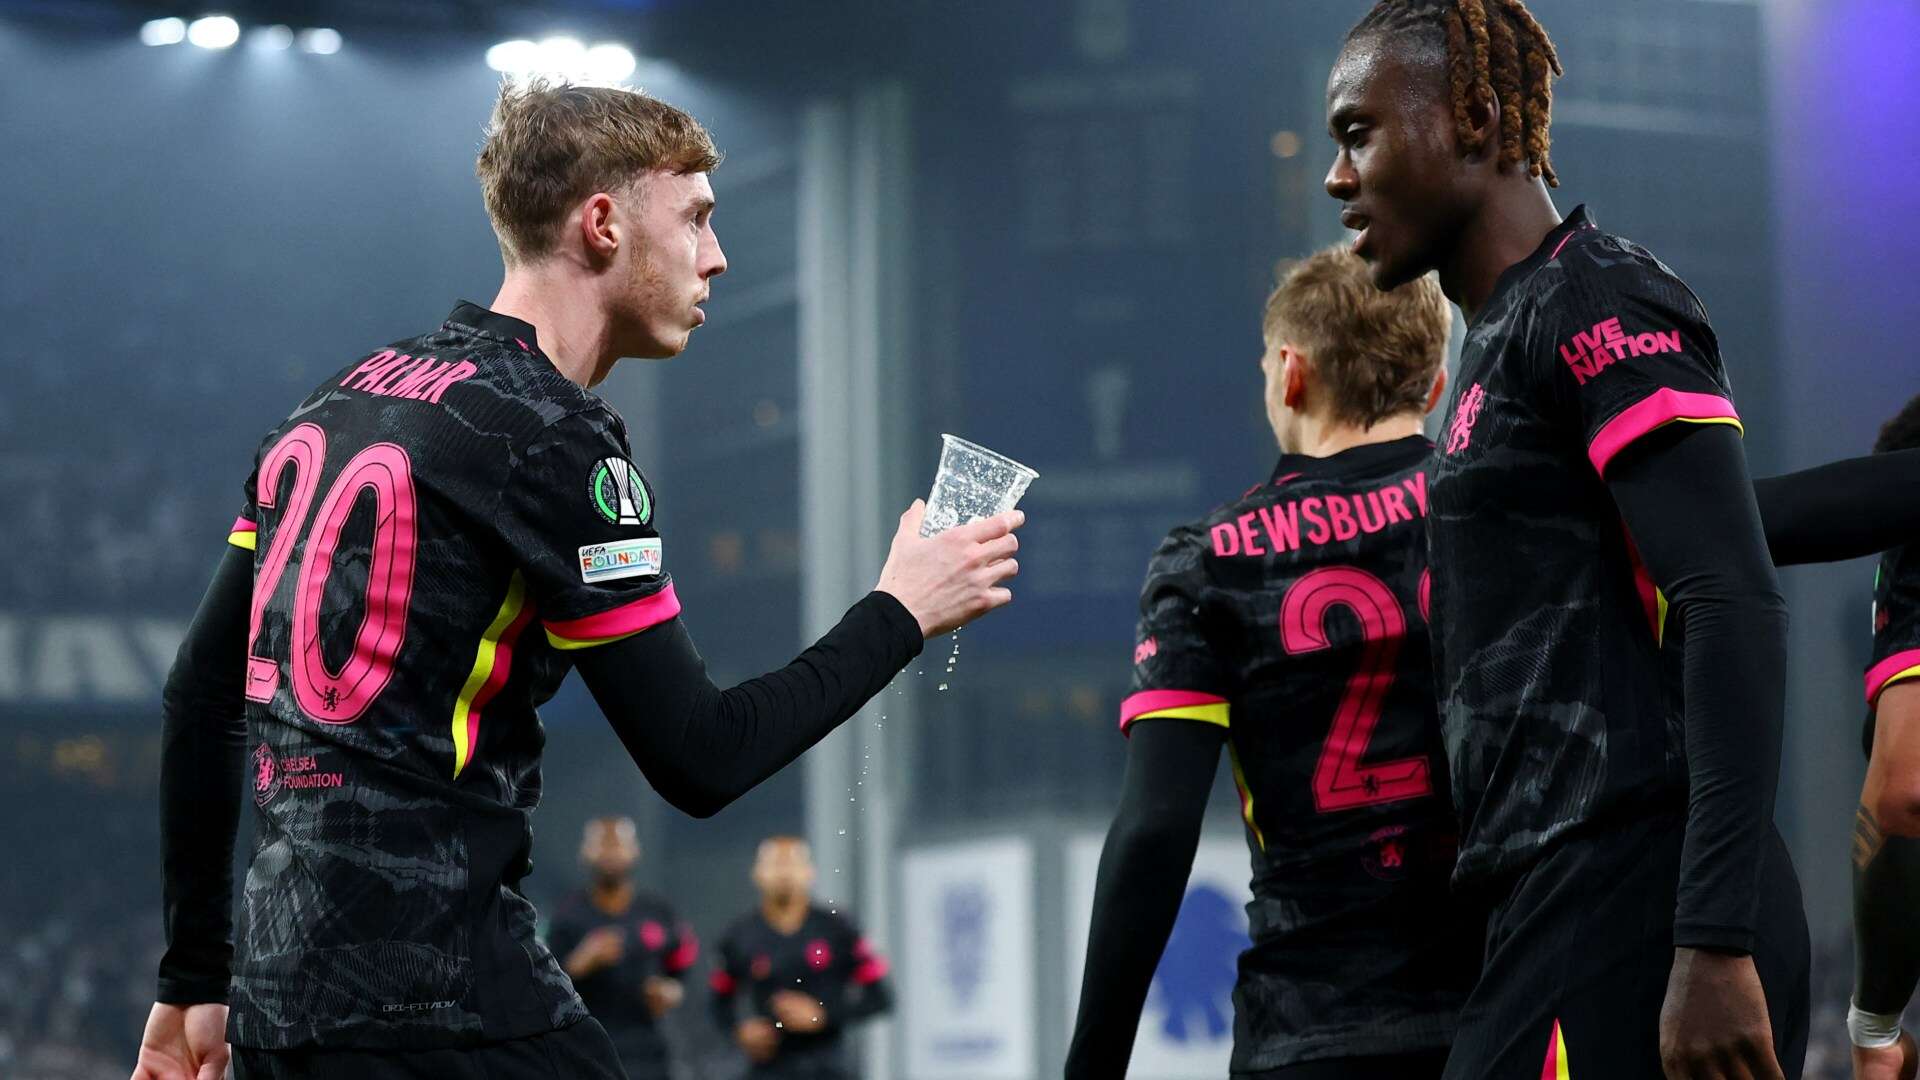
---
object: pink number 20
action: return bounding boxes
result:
[1281,565,1432,812]
[243,423,418,725]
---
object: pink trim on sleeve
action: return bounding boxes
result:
[1867,648,1920,703]
[230,516,257,534]
[665,926,699,974]
[1587,389,1741,478]
[1118,689,1228,729]
[543,583,681,643]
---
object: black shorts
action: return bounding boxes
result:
[1442,812,1809,1079]
[1238,1048,1449,1079]
[232,1018,628,1080]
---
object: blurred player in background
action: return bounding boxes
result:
[1851,393,1920,1080]
[547,817,696,1079]
[133,80,1020,1080]
[710,836,892,1080]
[1067,248,1467,1080]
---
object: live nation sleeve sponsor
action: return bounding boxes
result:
[1534,243,1742,478]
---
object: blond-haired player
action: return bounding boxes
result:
[133,81,1021,1080]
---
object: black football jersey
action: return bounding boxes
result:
[1122,436,1472,1071]
[1866,544,1920,752]
[545,888,696,1055]
[1428,207,1744,890]
[224,303,679,1049]
[709,906,888,1055]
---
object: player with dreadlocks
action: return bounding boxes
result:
[1327,2,1806,1077]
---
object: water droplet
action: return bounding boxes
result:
[937,682,948,690]
[837,829,846,835]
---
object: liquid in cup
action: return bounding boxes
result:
[919,434,1039,537]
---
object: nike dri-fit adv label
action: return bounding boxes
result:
[579,538,662,583]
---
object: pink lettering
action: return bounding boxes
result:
[1301,497,1330,545]
[387,358,451,398]
[1380,485,1411,524]
[1238,512,1266,556]
[367,355,423,395]
[1211,521,1240,557]
[1403,472,1428,516]
[419,360,477,404]
[1257,502,1299,554]
[1654,329,1682,352]
[1325,494,1359,542]
[1134,637,1158,665]
[342,350,400,389]
[1355,491,1387,534]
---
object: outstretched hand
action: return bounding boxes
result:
[875,501,1024,638]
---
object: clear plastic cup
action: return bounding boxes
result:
[919,434,1039,537]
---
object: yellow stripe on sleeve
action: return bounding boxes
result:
[1128,702,1230,728]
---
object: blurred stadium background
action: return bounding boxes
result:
[0,0,1914,1076]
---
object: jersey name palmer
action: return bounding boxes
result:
[1210,472,1429,559]
[338,349,478,404]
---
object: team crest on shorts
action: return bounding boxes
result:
[587,457,652,526]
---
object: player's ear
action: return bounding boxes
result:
[1282,346,1309,411]
[1462,90,1500,163]
[1425,367,1448,416]
[578,193,620,263]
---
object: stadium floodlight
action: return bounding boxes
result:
[186,15,241,49]
[584,43,637,83]
[535,36,587,75]
[299,28,342,54]
[140,17,188,46]
[254,24,294,50]
[486,38,539,75]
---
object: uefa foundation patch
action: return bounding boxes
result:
[579,538,663,583]
[587,457,652,526]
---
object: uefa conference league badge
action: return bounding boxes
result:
[587,456,652,527]
[580,457,662,584]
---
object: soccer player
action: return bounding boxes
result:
[1850,393,1920,1080]
[1326,2,1802,1074]
[709,836,893,1080]
[132,82,1020,1080]
[1066,247,1467,1080]
[1064,241,1920,1080]
[546,817,696,1078]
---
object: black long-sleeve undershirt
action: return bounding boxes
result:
[155,545,253,1005]
[572,592,923,819]
[154,559,922,1002]
[1609,423,1789,952]
[1755,447,1920,566]
[1853,813,1920,1015]
[1064,719,1224,1080]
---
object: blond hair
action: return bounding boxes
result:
[475,79,722,264]
[1263,247,1451,427]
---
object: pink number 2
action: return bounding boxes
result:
[1281,565,1432,812]
[244,424,418,725]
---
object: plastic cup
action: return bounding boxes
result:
[919,434,1039,537]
